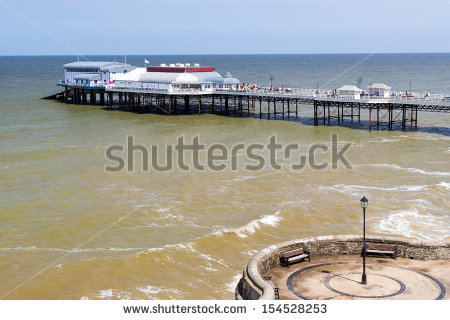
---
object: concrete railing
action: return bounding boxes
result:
[235,235,450,300]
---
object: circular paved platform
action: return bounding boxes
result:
[266,256,449,300]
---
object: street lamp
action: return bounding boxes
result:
[269,75,274,89]
[360,195,369,285]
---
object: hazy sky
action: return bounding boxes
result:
[0,0,449,55]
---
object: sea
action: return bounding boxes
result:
[0,54,449,299]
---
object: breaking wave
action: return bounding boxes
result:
[364,163,450,176]
[378,208,449,241]
[214,211,282,238]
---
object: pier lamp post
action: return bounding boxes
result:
[360,195,369,285]
[269,75,274,89]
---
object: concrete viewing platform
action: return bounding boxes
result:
[266,255,449,300]
[236,235,450,300]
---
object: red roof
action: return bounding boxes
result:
[146,66,215,73]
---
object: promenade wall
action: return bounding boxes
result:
[235,235,450,300]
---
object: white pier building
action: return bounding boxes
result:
[61,61,136,87]
[110,63,240,93]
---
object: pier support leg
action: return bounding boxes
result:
[274,99,276,117]
[64,87,68,103]
[259,97,262,118]
[337,104,340,124]
[100,92,104,106]
[296,99,298,118]
[225,96,229,114]
[323,105,326,124]
[377,106,380,130]
[402,106,406,131]
[174,96,177,113]
[239,97,243,116]
[287,99,290,118]
[282,100,285,118]
[75,89,79,104]
[314,101,318,125]
[184,96,190,114]
[415,107,418,128]
[212,96,215,114]
[327,104,330,124]
[388,106,393,131]
[198,96,201,115]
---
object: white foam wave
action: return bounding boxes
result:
[437,182,450,190]
[136,285,183,299]
[320,184,429,194]
[368,138,401,143]
[195,250,229,268]
[378,208,449,241]
[225,273,243,294]
[242,249,259,256]
[138,242,229,270]
[97,288,131,300]
[217,211,282,238]
[366,163,450,176]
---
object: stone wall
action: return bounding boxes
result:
[235,235,450,300]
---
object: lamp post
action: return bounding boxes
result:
[269,75,274,89]
[360,195,369,285]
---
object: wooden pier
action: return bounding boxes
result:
[53,86,450,131]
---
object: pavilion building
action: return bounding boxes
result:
[112,63,240,93]
[61,61,136,87]
[368,83,391,98]
[337,85,362,99]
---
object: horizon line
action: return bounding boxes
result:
[1,51,450,57]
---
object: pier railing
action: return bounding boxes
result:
[57,80,105,88]
[99,82,450,103]
[230,88,448,102]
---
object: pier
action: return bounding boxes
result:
[53,86,450,131]
[52,61,450,131]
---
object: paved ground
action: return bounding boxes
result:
[265,255,450,300]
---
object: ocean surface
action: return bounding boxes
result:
[0,54,449,299]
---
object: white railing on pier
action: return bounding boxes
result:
[102,82,449,103]
[105,84,169,92]
[57,80,105,88]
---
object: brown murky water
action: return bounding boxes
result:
[1,54,449,299]
[1,99,448,299]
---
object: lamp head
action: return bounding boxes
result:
[360,195,369,209]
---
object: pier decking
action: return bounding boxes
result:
[53,84,450,131]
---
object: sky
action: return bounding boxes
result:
[0,0,449,55]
